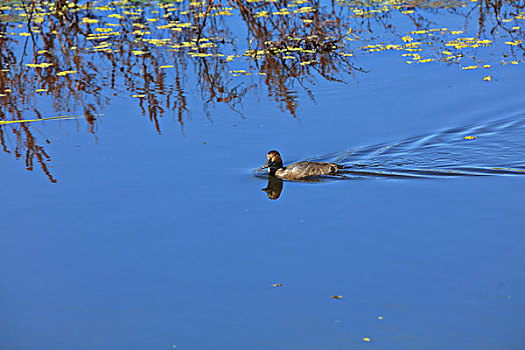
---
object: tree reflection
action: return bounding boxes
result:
[0,0,523,181]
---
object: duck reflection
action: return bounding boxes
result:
[261,176,284,200]
[261,175,329,200]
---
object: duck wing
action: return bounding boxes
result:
[283,161,344,179]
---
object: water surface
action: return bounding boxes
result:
[1,1,524,349]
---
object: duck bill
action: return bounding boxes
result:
[260,160,270,169]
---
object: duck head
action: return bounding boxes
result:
[261,150,284,175]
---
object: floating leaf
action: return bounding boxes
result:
[82,18,99,24]
[57,70,77,76]
[25,62,53,68]
[95,28,113,33]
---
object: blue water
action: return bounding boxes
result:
[1,1,525,349]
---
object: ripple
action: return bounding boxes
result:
[254,116,525,180]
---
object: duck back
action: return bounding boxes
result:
[275,161,344,180]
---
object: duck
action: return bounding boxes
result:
[260,150,345,180]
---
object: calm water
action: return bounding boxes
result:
[1,1,525,349]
